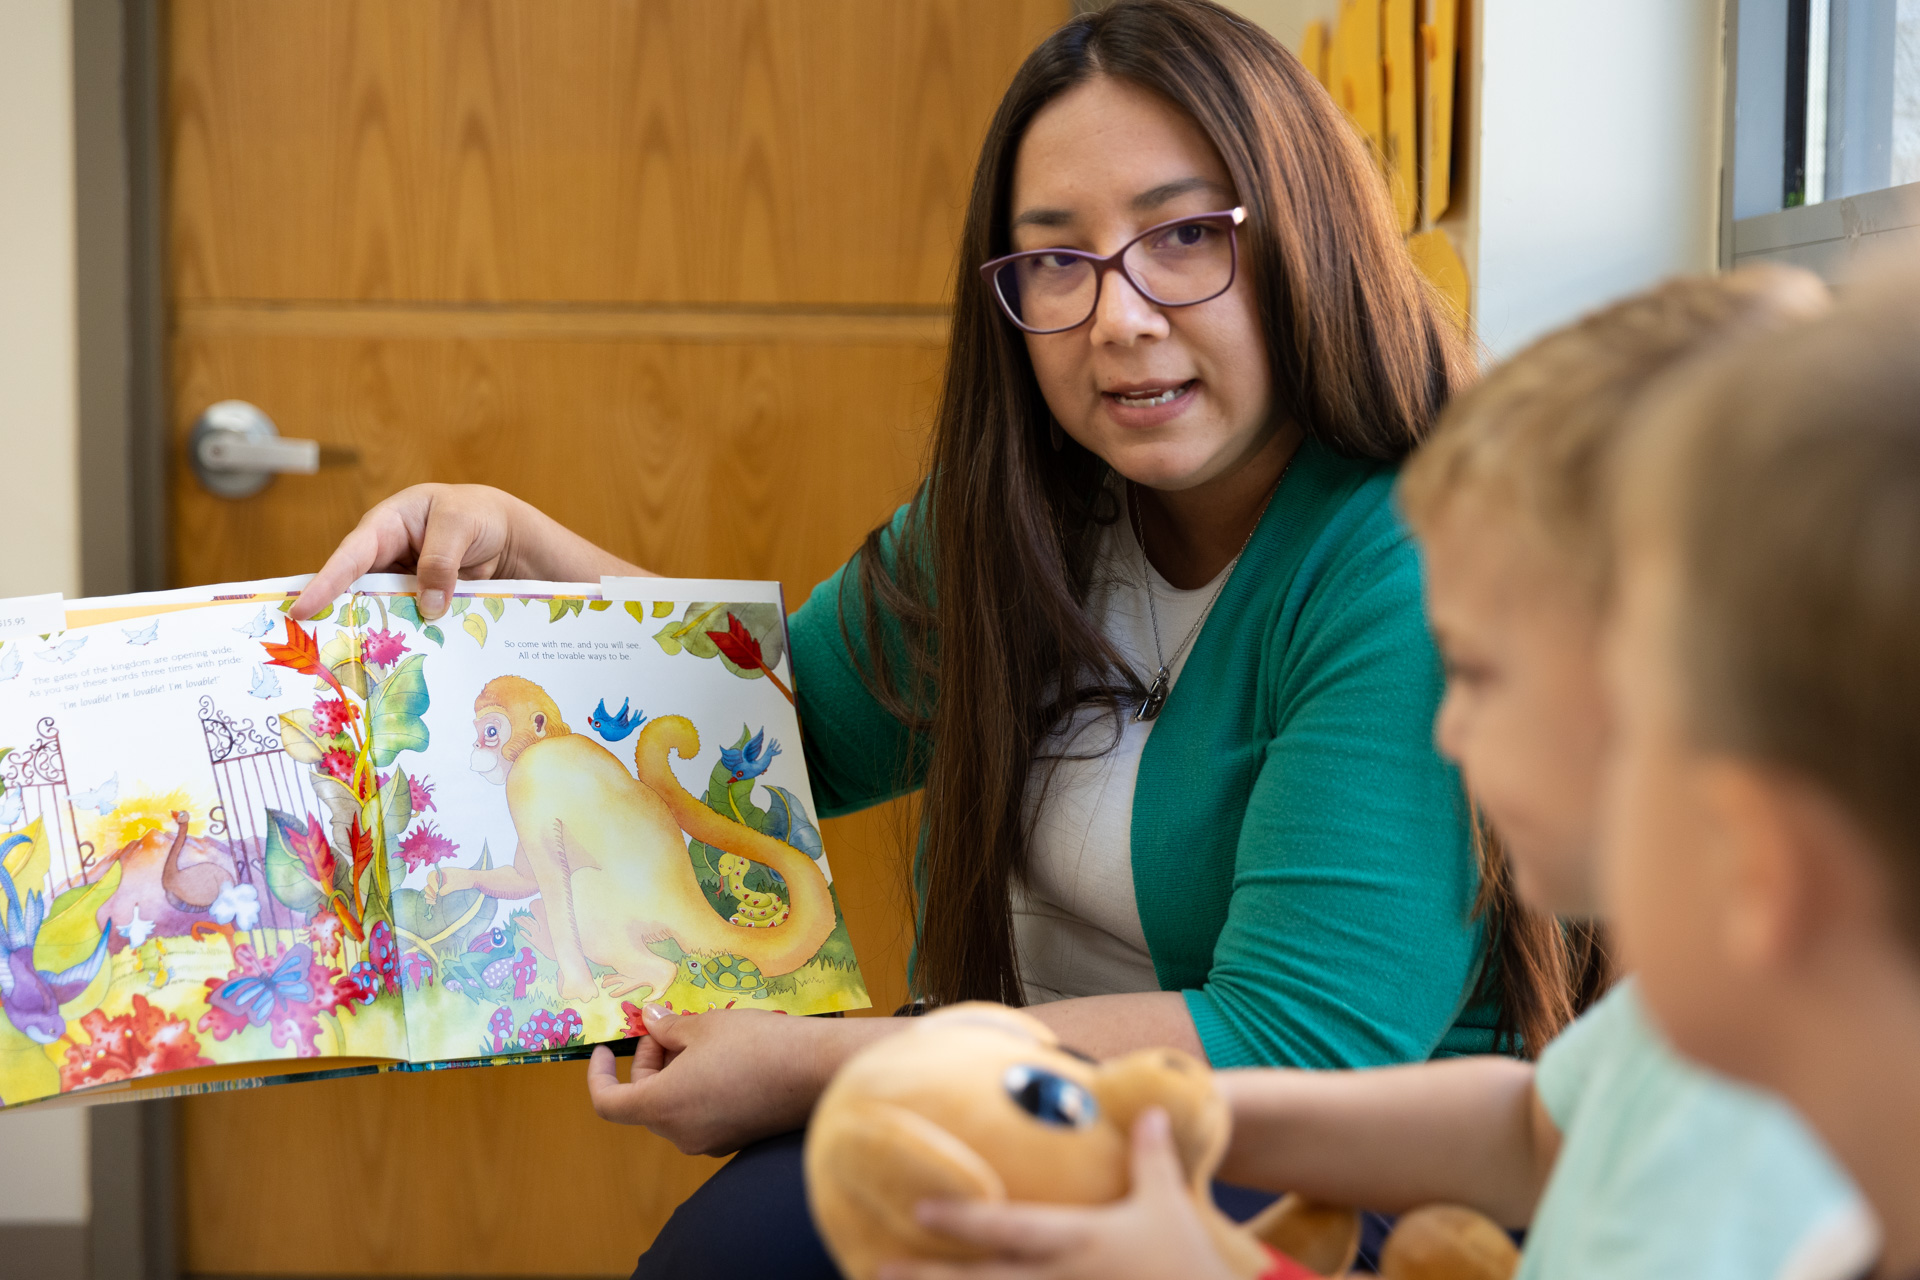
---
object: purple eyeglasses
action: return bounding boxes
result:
[980,207,1246,335]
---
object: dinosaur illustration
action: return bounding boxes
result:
[0,841,111,1044]
[431,677,835,1003]
[160,810,234,913]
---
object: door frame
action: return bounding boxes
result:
[73,1,178,1272]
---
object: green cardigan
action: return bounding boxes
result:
[789,438,1498,1069]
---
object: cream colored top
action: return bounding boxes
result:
[1014,511,1229,1004]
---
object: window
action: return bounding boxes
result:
[1728,0,1920,274]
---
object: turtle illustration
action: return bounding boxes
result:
[680,952,771,1000]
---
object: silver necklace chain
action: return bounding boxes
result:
[1128,465,1288,722]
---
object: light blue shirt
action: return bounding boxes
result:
[1519,980,1866,1280]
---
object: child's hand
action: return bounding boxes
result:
[877,1108,1246,1280]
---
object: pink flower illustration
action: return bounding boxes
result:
[311,697,358,738]
[320,749,356,786]
[363,628,409,667]
[398,823,458,872]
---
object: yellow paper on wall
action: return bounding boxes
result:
[1383,0,1418,233]
[1334,0,1384,158]
[1408,227,1469,323]
[1302,19,1331,88]
[1421,0,1459,224]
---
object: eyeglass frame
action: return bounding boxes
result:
[978,206,1247,335]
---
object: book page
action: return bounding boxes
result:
[348,582,871,1064]
[0,598,409,1109]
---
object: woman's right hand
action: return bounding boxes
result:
[292,483,648,621]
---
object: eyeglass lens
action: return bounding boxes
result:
[992,218,1234,332]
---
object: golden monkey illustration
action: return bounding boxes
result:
[428,675,834,1003]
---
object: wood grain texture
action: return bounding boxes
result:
[177,300,952,345]
[169,332,941,592]
[168,0,1064,306]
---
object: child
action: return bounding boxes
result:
[881,267,1865,1280]
[1602,264,1920,1277]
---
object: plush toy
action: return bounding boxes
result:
[804,1002,1518,1280]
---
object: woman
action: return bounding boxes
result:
[294,2,1585,1273]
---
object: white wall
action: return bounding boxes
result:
[1224,0,1726,358]
[0,0,90,1229]
[1469,0,1724,354]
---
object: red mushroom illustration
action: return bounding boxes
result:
[486,1006,516,1054]
[510,947,539,1000]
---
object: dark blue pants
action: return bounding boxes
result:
[632,1130,1394,1278]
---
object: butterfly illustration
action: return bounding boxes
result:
[0,645,20,682]
[234,605,276,639]
[210,944,314,1026]
[39,635,86,664]
[249,666,281,700]
[123,619,159,645]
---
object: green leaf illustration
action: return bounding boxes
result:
[368,653,431,766]
[484,596,505,621]
[34,861,120,973]
[388,596,423,630]
[762,786,824,860]
[378,768,414,854]
[624,602,649,625]
[463,614,488,647]
[650,603,783,677]
[264,810,326,913]
[547,597,585,623]
[423,624,445,647]
[588,600,612,612]
[278,709,328,764]
[450,597,470,616]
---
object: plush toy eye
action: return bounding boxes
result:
[1003,1064,1098,1128]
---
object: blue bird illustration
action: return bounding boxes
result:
[719,728,782,782]
[0,839,111,1045]
[586,697,646,742]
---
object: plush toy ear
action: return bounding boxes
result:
[1090,1048,1229,1191]
[1247,1194,1362,1278]
[804,1097,1006,1274]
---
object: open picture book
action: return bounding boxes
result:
[0,575,869,1109]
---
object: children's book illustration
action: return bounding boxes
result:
[0,577,867,1109]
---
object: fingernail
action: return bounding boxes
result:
[421,589,446,618]
[1140,1107,1169,1138]
[643,1003,669,1022]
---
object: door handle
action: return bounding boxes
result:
[189,400,358,499]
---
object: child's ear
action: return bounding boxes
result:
[1700,759,1820,973]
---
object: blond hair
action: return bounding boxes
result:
[1622,260,1920,938]
[1401,266,1831,602]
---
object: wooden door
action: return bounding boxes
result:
[163,3,1065,1274]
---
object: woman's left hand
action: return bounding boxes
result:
[876,1109,1245,1280]
[585,1003,895,1155]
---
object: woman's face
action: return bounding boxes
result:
[1008,76,1275,495]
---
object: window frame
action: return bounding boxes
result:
[1723,0,1920,276]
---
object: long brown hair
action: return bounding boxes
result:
[843,0,1533,1031]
